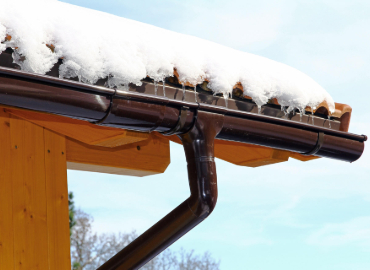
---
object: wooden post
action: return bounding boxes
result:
[0,109,70,269]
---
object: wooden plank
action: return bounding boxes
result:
[289,152,320,162]
[161,133,321,166]
[0,109,14,270]
[66,163,159,177]
[161,134,290,167]
[4,107,149,147]
[44,129,71,269]
[90,130,149,147]
[9,115,49,269]
[66,134,170,176]
[214,140,290,167]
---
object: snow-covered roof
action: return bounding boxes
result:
[0,0,335,113]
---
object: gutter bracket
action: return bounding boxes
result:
[92,89,116,125]
[302,132,325,156]
[97,110,224,270]
[161,106,191,135]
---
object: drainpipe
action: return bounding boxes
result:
[97,111,224,270]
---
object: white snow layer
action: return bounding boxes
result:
[0,0,335,113]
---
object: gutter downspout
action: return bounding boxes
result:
[97,111,224,270]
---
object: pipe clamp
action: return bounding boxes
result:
[303,132,325,156]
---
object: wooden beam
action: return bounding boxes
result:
[0,110,71,269]
[66,134,170,177]
[10,114,49,269]
[160,134,290,167]
[4,107,149,147]
[90,130,150,147]
[44,129,71,269]
[289,152,320,162]
[0,110,14,270]
[4,107,170,176]
[160,133,319,167]
[214,140,290,167]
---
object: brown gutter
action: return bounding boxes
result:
[0,66,366,162]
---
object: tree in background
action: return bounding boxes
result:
[69,193,220,270]
[69,192,76,235]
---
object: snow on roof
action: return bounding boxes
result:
[0,0,335,113]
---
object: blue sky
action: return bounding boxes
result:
[65,0,370,269]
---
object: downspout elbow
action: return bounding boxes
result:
[180,111,224,220]
[97,110,224,270]
[186,177,218,220]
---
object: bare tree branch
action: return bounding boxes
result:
[70,209,220,270]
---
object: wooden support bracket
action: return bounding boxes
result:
[66,135,170,177]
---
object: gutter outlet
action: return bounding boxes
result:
[97,111,224,270]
